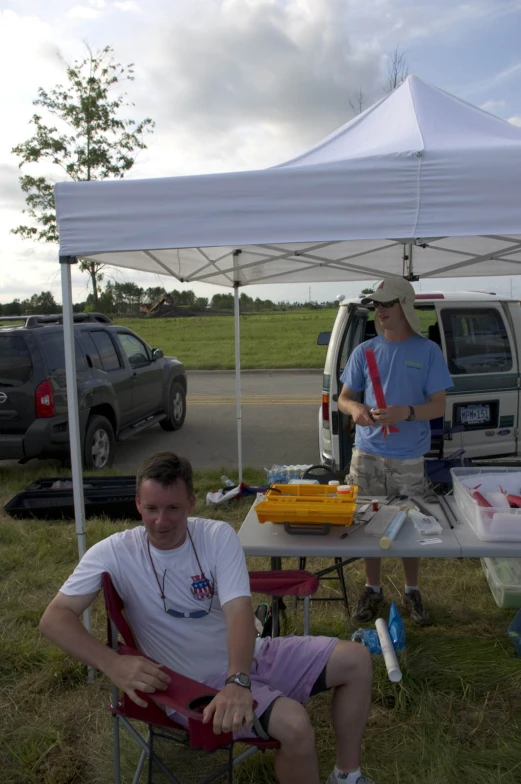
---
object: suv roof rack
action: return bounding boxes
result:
[0,313,112,328]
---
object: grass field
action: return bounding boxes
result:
[118,310,336,370]
[2,460,521,784]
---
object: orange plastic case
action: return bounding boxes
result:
[256,484,358,526]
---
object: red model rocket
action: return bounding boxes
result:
[365,348,399,438]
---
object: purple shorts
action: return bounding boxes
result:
[203,634,339,738]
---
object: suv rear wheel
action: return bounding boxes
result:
[160,382,186,431]
[84,415,115,469]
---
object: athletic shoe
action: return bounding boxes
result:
[403,588,430,626]
[326,773,375,783]
[351,586,384,623]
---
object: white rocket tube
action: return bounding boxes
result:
[379,507,408,549]
[375,618,402,683]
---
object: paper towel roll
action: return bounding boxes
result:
[375,618,402,683]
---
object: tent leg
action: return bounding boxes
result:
[60,259,92,649]
[233,279,243,483]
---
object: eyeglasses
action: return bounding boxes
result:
[159,568,215,618]
[374,298,400,309]
[147,530,215,619]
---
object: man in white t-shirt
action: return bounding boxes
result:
[40,452,375,784]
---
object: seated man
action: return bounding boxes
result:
[40,451,375,784]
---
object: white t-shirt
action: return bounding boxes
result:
[60,518,251,681]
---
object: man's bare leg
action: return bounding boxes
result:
[325,640,373,772]
[267,697,320,784]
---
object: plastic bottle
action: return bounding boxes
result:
[220,475,235,487]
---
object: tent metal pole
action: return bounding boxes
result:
[233,254,243,482]
[60,258,92,640]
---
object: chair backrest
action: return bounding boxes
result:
[102,572,137,649]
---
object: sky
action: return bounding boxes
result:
[1,0,521,306]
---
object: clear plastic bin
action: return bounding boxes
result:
[451,467,521,542]
[481,558,521,609]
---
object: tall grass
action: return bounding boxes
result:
[1,461,521,783]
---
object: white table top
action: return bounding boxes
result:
[238,495,521,560]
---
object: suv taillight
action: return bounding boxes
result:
[35,380,55,418]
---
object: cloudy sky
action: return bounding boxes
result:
[1,0,521,306]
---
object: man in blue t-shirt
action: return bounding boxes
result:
[339,277,453,626]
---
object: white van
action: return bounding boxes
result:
[318,292,521,473]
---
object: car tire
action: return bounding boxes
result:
[84,415,115,469]
[160,382,186,431]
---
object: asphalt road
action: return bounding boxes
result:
[113,369,322,474]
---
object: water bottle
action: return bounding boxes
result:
[221,475,235,487]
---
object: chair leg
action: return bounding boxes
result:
[147,729,154,784]
[335,557,349,613]
[113,714,122,784]
[304,595,310,635]
[132,748,147,784]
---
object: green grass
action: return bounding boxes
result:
[2,461,521,784]
[118,310,336,370]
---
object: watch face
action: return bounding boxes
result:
[236,672,250,686]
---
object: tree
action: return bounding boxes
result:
[11,44,154,307]
[145,286,167,305]
[385,46,409,93]
[20,291,59,314]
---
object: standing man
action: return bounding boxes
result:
[338,278,453,626]
[40,451,375,784]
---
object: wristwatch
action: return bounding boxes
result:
[225,672,251,689]
[405,405,415,422]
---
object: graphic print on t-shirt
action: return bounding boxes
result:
[191,573,214,600]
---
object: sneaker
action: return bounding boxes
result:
[351,586,384,623]
[403,588,430,626]
[326,774,375,784]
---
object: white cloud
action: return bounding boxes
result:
[113,1,141,12]
[67,5,101,19]
[509,115,521,127]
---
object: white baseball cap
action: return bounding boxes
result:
[361,277,420,333]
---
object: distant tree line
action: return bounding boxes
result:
[0,282,343,317]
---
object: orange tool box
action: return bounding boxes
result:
[255,484,358,526]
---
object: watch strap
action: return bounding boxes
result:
[406,405,415,421]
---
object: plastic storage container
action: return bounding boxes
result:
[451,467,521,542]
[255,483,358,526]
[481,558,521,609]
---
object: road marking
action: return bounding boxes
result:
[189,395,318,406]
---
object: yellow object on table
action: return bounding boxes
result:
[256,483,358,526]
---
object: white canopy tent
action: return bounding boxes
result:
[54,74,521,564]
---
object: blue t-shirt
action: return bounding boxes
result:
[340,334,453,459]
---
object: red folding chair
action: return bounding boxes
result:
[248,569,320,637]
[102,573,279,784]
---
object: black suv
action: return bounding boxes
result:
[0,313,187,469]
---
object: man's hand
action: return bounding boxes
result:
[371,405,408,426]
[202,683,254,735]
[105,655,171,708]
[349,401,377,427]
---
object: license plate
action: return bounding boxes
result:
[460,404,491,425]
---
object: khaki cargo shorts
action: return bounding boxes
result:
[346,448,426,497]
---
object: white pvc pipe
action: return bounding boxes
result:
[375,618,402,683]
[379,507,408,549]
[233,279,243,483]
[60,261,92,637]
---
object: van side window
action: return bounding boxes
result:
[440,308,512,375]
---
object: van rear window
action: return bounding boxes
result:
[0,335,33,384]
[441,308,512,375]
